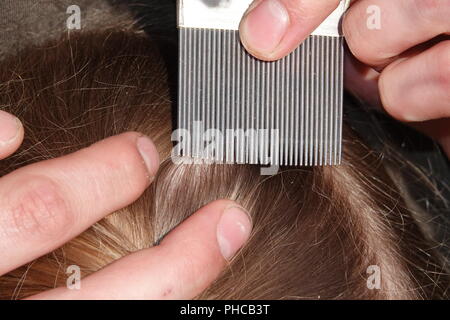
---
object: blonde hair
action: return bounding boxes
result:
[0,29,448,299]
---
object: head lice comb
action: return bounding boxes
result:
[176,0,350,166]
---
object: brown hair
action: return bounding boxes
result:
[0,29,448,299]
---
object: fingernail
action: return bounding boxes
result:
[136,135,160,179]
[217,205,252,260]
[240,0,289,56]
[0,110,20,145]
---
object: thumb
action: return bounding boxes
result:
[29,200,252,300]
[239,0,341,61]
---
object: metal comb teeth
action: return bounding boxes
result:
[176,0,349,166]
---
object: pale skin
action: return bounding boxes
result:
[0,0,448,300]
[239,0,450,157]
[0,116,252,299]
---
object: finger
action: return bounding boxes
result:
[0,110,24,159]
[0,132,159,275]
[29,200,252,300]
[240,0,341,61]
[343,0,450,67]
[378,40,450,122]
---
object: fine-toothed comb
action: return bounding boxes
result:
[176,0,350,166]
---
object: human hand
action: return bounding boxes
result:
[239,0,450,157]
[0,110,252,299]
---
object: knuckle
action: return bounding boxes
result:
[343,28,362,59]
[434,41,450,97]
[1,177,74,240]
[342,13,377,64]
[413,0,450,26]
[378,71,402,120]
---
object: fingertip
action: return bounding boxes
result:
[163,199,252,261]
[136,134,160,180]
[240,0,343,61]
[0,110,24,159]
[239,0,290,61]
[216,204,252,260]
[154,199,252,298]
